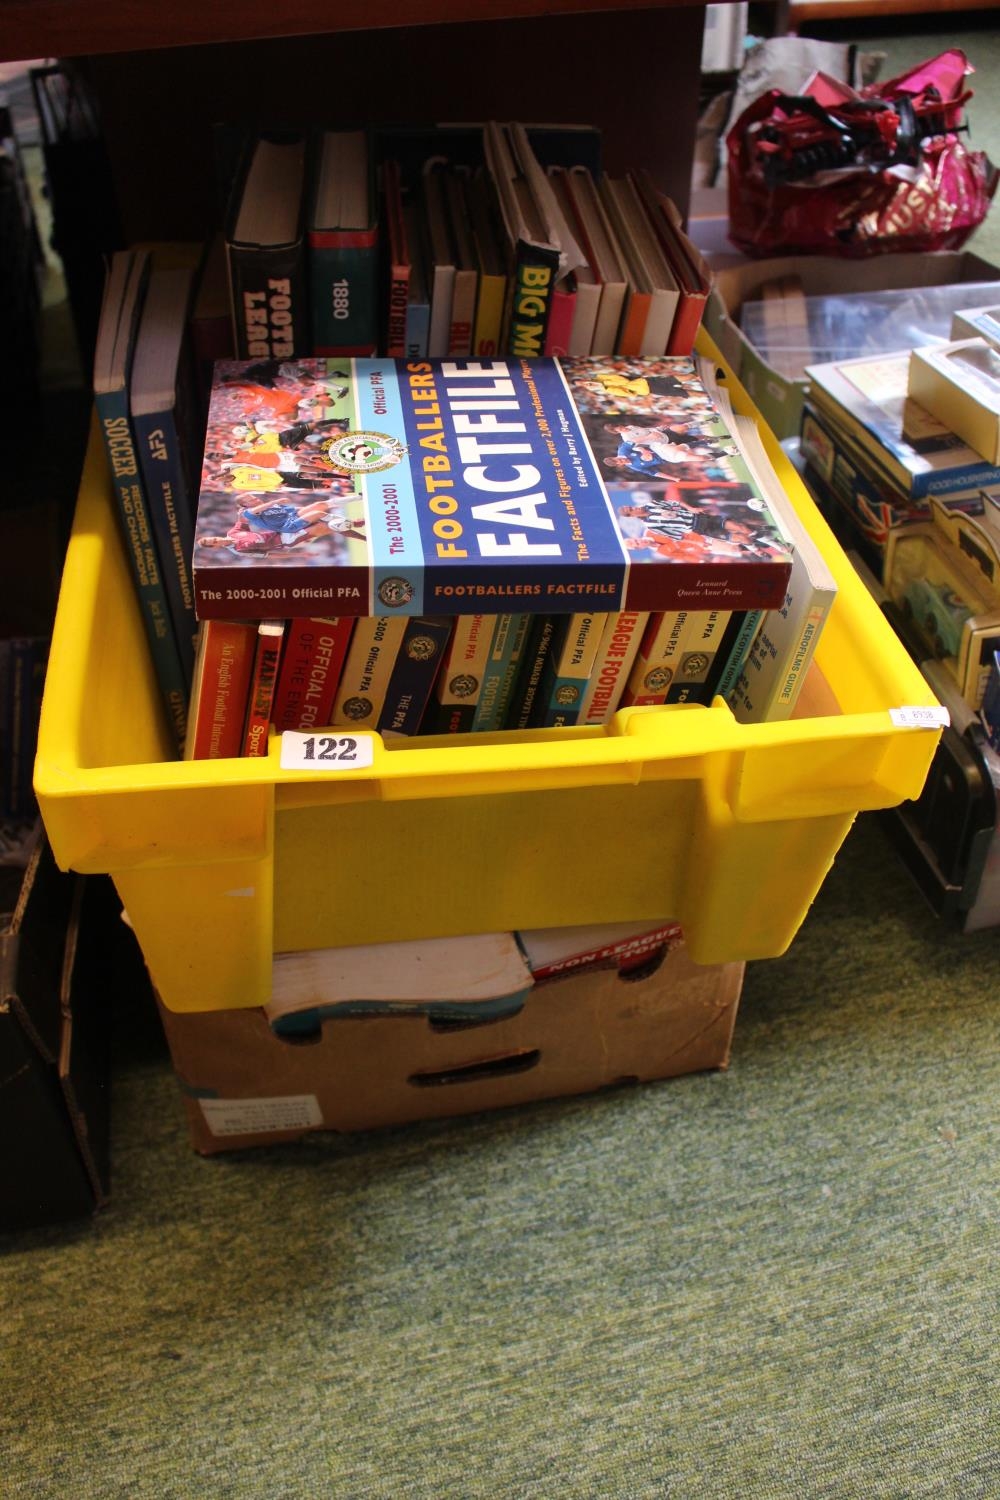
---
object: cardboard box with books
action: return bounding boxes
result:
[155,923,741,1154]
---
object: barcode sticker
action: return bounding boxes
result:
[199,1095,323,1137]
[889,706,950,730]
[280,731,375,771]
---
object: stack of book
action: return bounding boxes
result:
[183,351,838,757]
[223,121,712,369]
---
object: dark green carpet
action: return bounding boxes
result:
[3,812,998,1498]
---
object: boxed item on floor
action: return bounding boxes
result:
[0,831,147,1231]
[703,252,1000,440]
[157,940,744,1154]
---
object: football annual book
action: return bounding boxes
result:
[192,355,794,622]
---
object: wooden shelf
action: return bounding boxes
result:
[789,0,997,21]
[0,0,707,63]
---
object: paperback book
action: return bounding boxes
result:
[192,355,794,622]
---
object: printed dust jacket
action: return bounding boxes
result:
[191,355,794,621]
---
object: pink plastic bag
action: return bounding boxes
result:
[726,48,998,257]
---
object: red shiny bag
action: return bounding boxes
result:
[726,48,998,257]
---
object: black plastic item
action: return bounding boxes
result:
[879,720,997,923]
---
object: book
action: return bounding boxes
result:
[529,611,609,726]
[546,168,602,357]
[443,168,478,359]
[93,248,189,753]
[185,619,257,760]
[403,201,431,359]
[562,166,628,357]
[518,918,682,979]
[505,613,559,729]
[192,355,795,622]
[471,613,533,731]
[421,160,457,359]
[805,350,1000,501]
[629,172,711,357]
[377,614,452,736]
[266,929,534,1033]
[242,620,285,757]
[466,170,508,359]
[129,264,200,681]
[908,339,1000,467]
[423,612,495,733]
[330,614,408,729]
[271,616,355,732]
[188,234,235,413]
[225,133,309,362]
[577,609,648,724]
[381,160,410,358]
[724,414,838,723]
[308,129,378,358]
[620,608,731,708]
[599,175,679,357]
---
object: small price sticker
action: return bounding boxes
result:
[279,731,375,771]
[889,706,950,730]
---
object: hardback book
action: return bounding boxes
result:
[376,614,452,736]
[484,121,586,359]
[577,610,649,724]
[471,613,534,731]
[403,201,431,359]
[93,248,189,753]
[129,264,200,682]
[529,611,609,727]
[908,339,1000,467]
[225,133,309,362]
[266,929,535,1034]
[271,616,355,732]
[443,169,479,359]
[599,175,679,357]
[629,172,711,357]
[562,166,628,358]
[518,918,682,979]
[423,612,495,733]
[192,355,795,623]
[421,160,457,359]
[545,168,602,357]
[805,350,1000,501]
[381,160,410,358]
[330,614,408,730]
[184,619,257,760]
[308,129,378,358]
[466,170,508,359]
[242,619,285,756]
[724,413,838,723]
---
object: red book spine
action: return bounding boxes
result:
[242,622,285,757]
[271,617,355,732]
[186,620,258,760]
[543,282,575,357]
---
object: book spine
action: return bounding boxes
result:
[308,229,379,356]
[471,614,533,731]
[385,261,410,358]
[715,609,764,702]
[405,297,430,359]
[507,614,558,729]
[543,281,575,357]
[331,615,408,730]
[505,242,559,359]
[185,620,258,761]
[447,269,477,358]
[427,612,494,731]
[528,922,683,979]
[617,291,651,359]
[578,611,649,725]
[727,566,832,724]
[622,609,730,707]
[272,616,355,732]
[473,272,506,359]
[95,389,189,751]
[132,407,198,680]
[228,242,309,362]
[532,612,609,727]
[377,616,452,737]
[242,622,285,757]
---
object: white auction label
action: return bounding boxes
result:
[199,1095,323,1137]
[279,731,375,771]
[889,706,950,730]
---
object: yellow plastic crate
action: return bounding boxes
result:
[35,345,942,1013]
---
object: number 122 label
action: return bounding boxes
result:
[279,732,375,772]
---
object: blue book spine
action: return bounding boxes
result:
[404,298,430,359]
[717,609,764,703]
[377,616,452,737]
[472,615,533,732]
[133,406,198,682]
[96,389,190,752]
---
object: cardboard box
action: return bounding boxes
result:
[0,833,148,1231]
[158,943,745,1154]
[704,251,1000,441]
